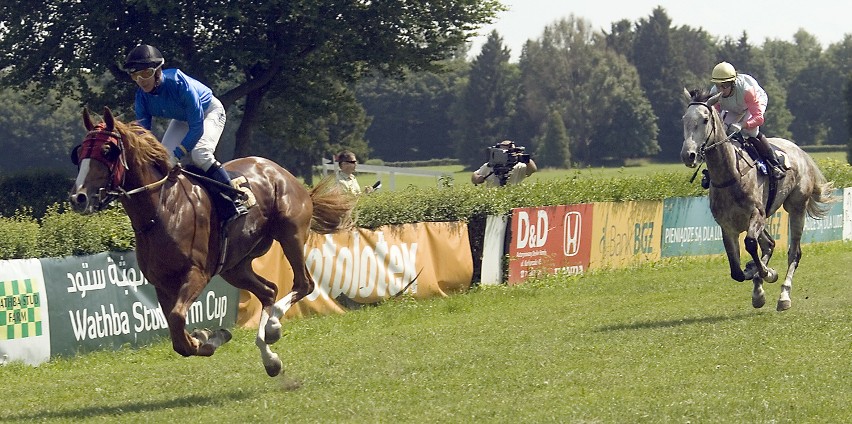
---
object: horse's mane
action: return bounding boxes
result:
[688,88,714,103]
[112,118,171,175]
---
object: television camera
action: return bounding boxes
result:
[486,142,531,186]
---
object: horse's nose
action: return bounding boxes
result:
[681,150,697,167]
[70,192,88,212]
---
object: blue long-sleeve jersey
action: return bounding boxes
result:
[133,68,213,153]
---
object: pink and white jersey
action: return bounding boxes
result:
[710,73,768,131]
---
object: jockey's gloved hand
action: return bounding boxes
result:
[726,123,742,136]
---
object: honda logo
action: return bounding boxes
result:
[563,211,581,256]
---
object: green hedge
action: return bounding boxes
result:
[1,158,851,260]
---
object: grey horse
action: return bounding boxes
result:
[681,89,834,311]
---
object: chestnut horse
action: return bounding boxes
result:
[681,90,834,311]
[69,107,355,376]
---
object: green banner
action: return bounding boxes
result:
[40,251,238,358]
[801,189,845,244]
[662,197,725,257]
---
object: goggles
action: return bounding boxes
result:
[129,65,161,82]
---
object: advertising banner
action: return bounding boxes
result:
[241,222,473,327]
[662,197,725,257]
[590,201,663,269]
[0,259,50,365]
[40,251,239,358]
[801,188,845,244]
[506,204,594,285]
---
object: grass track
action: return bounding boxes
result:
[2,242,850,423]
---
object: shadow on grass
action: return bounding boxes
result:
[0,391,251,422]
[594,311,755,332]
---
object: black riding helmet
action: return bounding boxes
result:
[123,44,165,73]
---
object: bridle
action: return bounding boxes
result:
[73,124,169,210]
[687,102,750,188]
[688,102,738,158]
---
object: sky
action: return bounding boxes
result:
[469,0,850,61]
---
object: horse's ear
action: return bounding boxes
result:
[82,108,95,131]
[683,88,691,101]
[707,92,722,107]
[103,107,115,131]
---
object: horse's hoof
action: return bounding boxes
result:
[264,318,282,345]
[198,343,216,356]
[197,329,233,356]
[752,294,766,309]
[265,358,283,377]
[190,328,211,344]
[217,328,233,343]
[763,268,778,284]
[776,299,791,311]
[743,262,757,280]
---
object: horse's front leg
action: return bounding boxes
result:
[748,229,779,283]
[721,231,745,282]
[155,286,201,357]
[743,211,775,282]
[163,269,227,357]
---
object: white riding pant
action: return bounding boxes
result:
[161,96,226,172]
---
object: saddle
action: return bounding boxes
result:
[183,165,255,221]
[700,134,788,189]
[738,137,785,174]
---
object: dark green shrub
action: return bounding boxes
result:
[0,171,73,219]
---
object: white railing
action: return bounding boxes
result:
[321,159,452,190]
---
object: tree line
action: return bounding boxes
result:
[1,4,850,180]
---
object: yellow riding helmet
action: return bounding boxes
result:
[710,62,737,83]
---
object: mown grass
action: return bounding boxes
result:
[3,241,850,423]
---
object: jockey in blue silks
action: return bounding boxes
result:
[122,44,247,222]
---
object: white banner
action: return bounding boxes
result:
[480,215,508,286]
[0,259,50,365]
[844,187,852,241]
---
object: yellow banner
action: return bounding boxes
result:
[239,222,472,327]
[590,201,663,269]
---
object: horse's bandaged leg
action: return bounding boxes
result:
[254,309,283,377]
[777,261,797,311]
[264,292,294,345]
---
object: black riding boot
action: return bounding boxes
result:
[749,133,785,180]
[206,163,248,222]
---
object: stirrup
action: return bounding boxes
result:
[770,166,785,180]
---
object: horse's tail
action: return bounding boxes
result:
[309,176,357,234]
[804,155,836,219]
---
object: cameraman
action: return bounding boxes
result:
[471,140,537,187]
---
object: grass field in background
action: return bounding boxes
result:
[336,151,847,191]
[3,241,850,422]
